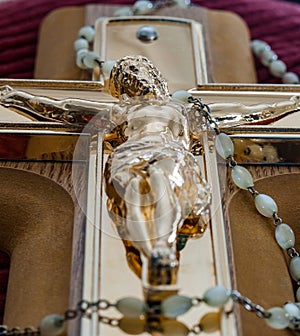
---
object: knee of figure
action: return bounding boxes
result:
[124,175,143,203]
[148,166,170,198]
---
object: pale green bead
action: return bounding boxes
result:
[231,165,254,189]
[76,49,88,69]
[215,133,234,159]
[265,307,290,329]
[133,0,153,14]
[161,320,189,336]
[275,223,295,249]
[161,295,193,318]
[74,38,89,51]
[254,194,278,217]
[83,51,100,69]
[296,288,300,302]
[114,6,134,16]
[283,72,299,84]
[102,60,116,78]
[116,297,146,318]
[173,0,191,7]
[284,302,300,319]
[203,285,230,307]
[172,90,191,103]
[270,60,287,78]
[78,26,95,42]
[39,314,65,336]
[289,257,300,281]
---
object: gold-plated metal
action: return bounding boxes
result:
[104,98,211,289]
[208,95,300,128]
[108,55,169,99]
[1,80,300,336]
[195,83,300,93]
[0,85,111,126]
[1,81,300,129]
[0,79,104,91]
[94,16,207,92]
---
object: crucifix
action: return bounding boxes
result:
[1,52,300,336]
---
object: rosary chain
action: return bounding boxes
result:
[0,299,115,335]
[0,326,40,335]
[273,213,283,226]
[65,299,113,320]
[188,97,220,134]
[190,97,300,264]
[230,290,270,319]
[287,247,300,259]
[98,315,119,327]
[188,97,300,330]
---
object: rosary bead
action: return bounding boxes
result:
[76,49,88,69]
[275,223,295,249]
[172,90,191,103]
[173,0,191,7]
[284,302,300,319]
[260,49,278,66]
[265,307,290,329]
[254,194,278,217]
[161,320,189,336]
[83,51,100,69]
[78,26,95,43]
[289,257,300,281]
[215,133,234,159]
[116,297,146,318]
[114,6,134,16]
[102,60,116,78]
[251,39,270,57]
[161,295,193,318]
[203,285,230,307]
[296,287,300,302]
[133,1,153,14]
[74,38,89,51]
[118,317,145,335]
[282,72,300,84]
[39,314,65,336]
[269,60,287,78]
[231,165,254,189]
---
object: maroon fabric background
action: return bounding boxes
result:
[0,0,299,83]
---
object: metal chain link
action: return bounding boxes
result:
[287,247,300,259]
[98,315,120,327]
[188,97,220,134]
[64,298,113,321]
[273,213,283,226]
[190,324,202,334]
[248,186,260,197]
[230,290,270,319]
[0,325,40,335]
[290,316,300,328]
[228,156,237,168]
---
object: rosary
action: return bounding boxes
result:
[73,0,300,85]
[0,1,300,335]
[0,54,299,335]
